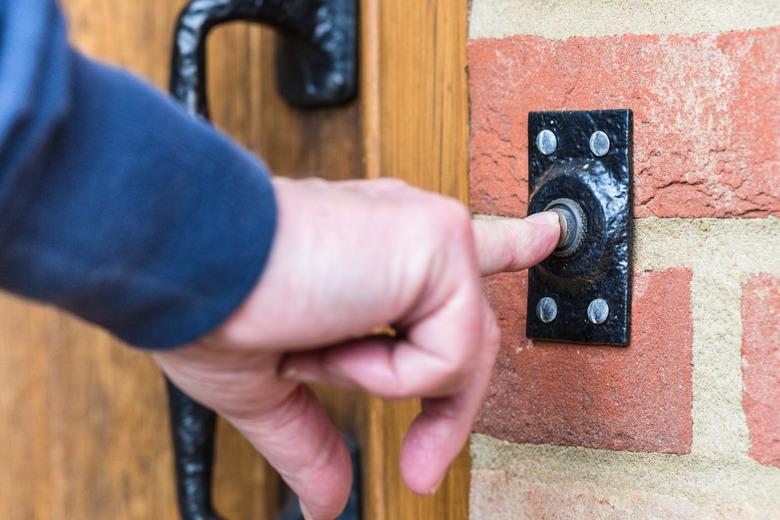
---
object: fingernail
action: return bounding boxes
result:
[300,501,314,520]
[525,211,560,227]
[426,475,446,496]
[282,366,320,384]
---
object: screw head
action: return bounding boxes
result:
[587,298,610,324]
[589,130,610,157]
[536,129,557,155]
[536,297,558,323]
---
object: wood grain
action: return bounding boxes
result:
[0,1,361,518]
[360,0,471,519]
[0,0,470,517]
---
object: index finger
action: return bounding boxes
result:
[472,212,560,276]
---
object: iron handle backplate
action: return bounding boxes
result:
[166,1,358,519]
[526,110,633,346]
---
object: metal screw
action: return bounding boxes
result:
[536,129,557,155]
[587,298,610,324]
[589,130,610,157]
[536,297,558,323]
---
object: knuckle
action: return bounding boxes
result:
[362,178,411,197]
[376,177,409,189]
[437,346,472,389]
[231,383,308,428]
[442,355,467,380]
[300,177,329,188]
[484,312,502,353]
[428,197,472,239]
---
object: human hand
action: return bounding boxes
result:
[153,177,559,520]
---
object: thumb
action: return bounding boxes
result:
[472,212,560,276]
[228,385,351,520]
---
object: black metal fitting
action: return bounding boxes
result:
[526,109,633,346]
[165,1,359,519]
[170,0,358,118]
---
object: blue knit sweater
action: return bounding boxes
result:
[0,1,277,348]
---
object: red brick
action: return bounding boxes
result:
[474,269,693,453]
[741,274,780,467]
[468,28,780,218]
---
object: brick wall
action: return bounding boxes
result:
[467,1,780,517]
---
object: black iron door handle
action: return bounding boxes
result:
[171,0,357,115]
[166,1,357,519]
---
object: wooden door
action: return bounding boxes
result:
[361,1,471,518]
[0,0,469,518]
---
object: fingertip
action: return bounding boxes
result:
[525,210,560,228]
[280,365,299,379]
[399,434,451,497]
[525,211,562,248]
[293,430,353,520]
[236,385,352,520]
[524,210,562,258]
[474,212,562,275]
[398,408,467,496]
[279,354,313,380]
[279,353,337,386]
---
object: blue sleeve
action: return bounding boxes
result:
[0,1,277,349]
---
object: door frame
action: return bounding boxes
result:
[360,1,471,518]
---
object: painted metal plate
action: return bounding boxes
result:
[526,109,633,345]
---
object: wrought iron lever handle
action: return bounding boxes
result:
[171,0,357,116]
[165,379,223,520]
[166,1,357,519]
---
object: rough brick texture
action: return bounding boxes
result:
[468,28,780,218]
[741,274,780,468]
[471,469,761,520]
[475,269,693,453]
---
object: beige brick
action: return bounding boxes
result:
[469,0,780,40]
[471,468,768,520]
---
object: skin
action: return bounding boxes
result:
[154,177,560,520]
